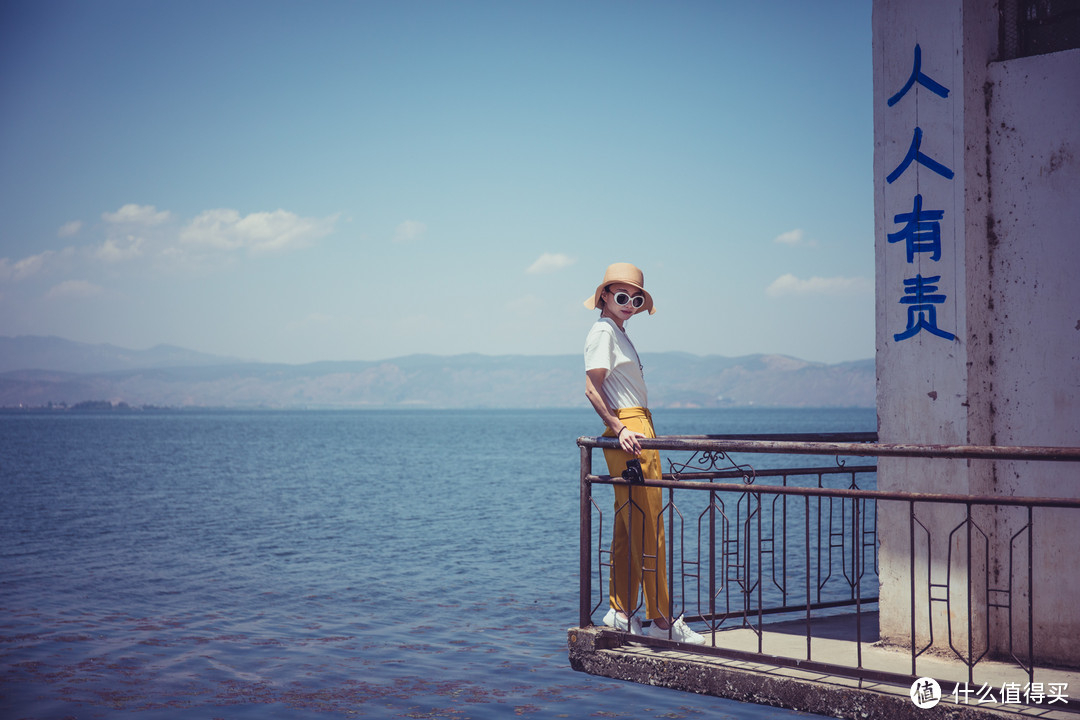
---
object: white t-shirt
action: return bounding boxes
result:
[584,317,648,409]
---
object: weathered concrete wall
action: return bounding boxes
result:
[979,47,1080,664]
[874,0,1080,666]
[983,48,1080,449]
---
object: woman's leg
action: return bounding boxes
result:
[602,411,670,621]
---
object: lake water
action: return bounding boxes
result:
[0,407,875,719]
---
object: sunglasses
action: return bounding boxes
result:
[609,290,646,309]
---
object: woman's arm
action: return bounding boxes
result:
[585,368,642,455]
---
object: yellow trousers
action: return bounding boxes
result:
[602,407,671,621]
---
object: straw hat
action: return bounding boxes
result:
[583,262,655,315]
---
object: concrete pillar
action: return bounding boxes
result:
[874,0,1080,666]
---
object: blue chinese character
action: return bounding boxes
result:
[894,275,957,342]
[888,194,944,262]
[888,44,950,106]
[887,127,955,183]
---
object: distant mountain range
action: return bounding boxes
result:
[0,336,875,409]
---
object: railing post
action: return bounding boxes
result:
[1027,505,1033,686]
[757,491,763,653]
[854,493,863,673]
[667,487,675,626]
[709,489,716,633]
[909,500,917,677]
[579,442,592,628]
[972,498,980,686]
[805,494,811,660]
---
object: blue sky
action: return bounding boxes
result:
[0,0,873,365]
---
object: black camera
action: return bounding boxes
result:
[621,459,644,484]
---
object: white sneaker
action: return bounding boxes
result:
[602,607,643,635]
[647,614,705,645]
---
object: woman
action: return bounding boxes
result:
[583,262,704,644]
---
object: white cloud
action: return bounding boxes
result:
[526,252,575,274]
[392,220,427,243]
[58,220,83,237]
[774,229,803,245]
[1,205,338,292]
[45,279,103,300]
[179,209,337,254]
[766,273,872,297]
[96,235,145,262]
[102,204,172,226]
[178,209,245,250]
[15,252,52,278]
[773,228,818,248]
[0,251,55,282]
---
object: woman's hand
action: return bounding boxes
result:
[617,426,645,455]
[586,370,645,455]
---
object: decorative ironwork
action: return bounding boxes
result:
[668,450,757,484]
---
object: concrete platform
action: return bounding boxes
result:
[567,613,1079,720]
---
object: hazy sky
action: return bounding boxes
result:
[0,0,874,365]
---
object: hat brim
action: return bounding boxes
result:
[583,283,655,315]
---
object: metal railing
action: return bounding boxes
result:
[577,433,1080,690]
